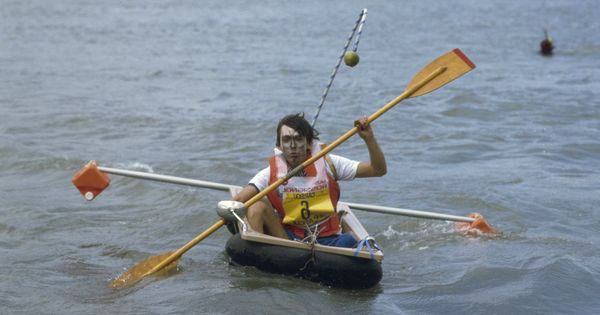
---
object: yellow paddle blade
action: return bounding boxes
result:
[107,220,226,289]
[406,48,476,98]
[108,251,180,289]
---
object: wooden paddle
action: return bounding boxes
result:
[107,48,476,288]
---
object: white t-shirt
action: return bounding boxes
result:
[249,153,360,192]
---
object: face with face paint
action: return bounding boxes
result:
[278,125,308,167]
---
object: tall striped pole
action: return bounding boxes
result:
[311,9,367,127]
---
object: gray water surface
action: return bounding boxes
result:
[2,0,599,314]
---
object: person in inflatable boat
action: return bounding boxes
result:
[233,113,387,248]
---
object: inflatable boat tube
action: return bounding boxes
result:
[225,233,382,289]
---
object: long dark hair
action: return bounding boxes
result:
[276,113,320,146]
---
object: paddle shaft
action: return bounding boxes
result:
[106,48,476,281]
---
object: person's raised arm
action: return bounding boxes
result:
[354,116,387,178]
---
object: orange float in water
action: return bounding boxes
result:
[455,212,497,236]
[72,161,110,200]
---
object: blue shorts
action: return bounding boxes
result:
[284,228,357,248]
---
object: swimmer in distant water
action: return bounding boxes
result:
[540,29,554,56]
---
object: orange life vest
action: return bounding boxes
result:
[267,143,341,238]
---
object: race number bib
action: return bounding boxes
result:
[281,187,335,225]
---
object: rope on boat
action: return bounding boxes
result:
[354,236,379,260]
[311,8,368,128]
[299,222,325,271]
[299,243,316,272]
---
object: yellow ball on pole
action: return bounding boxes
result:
[344,51,360,67]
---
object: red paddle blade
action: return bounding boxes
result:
[72,161,110,201]
[455,212,497,236]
